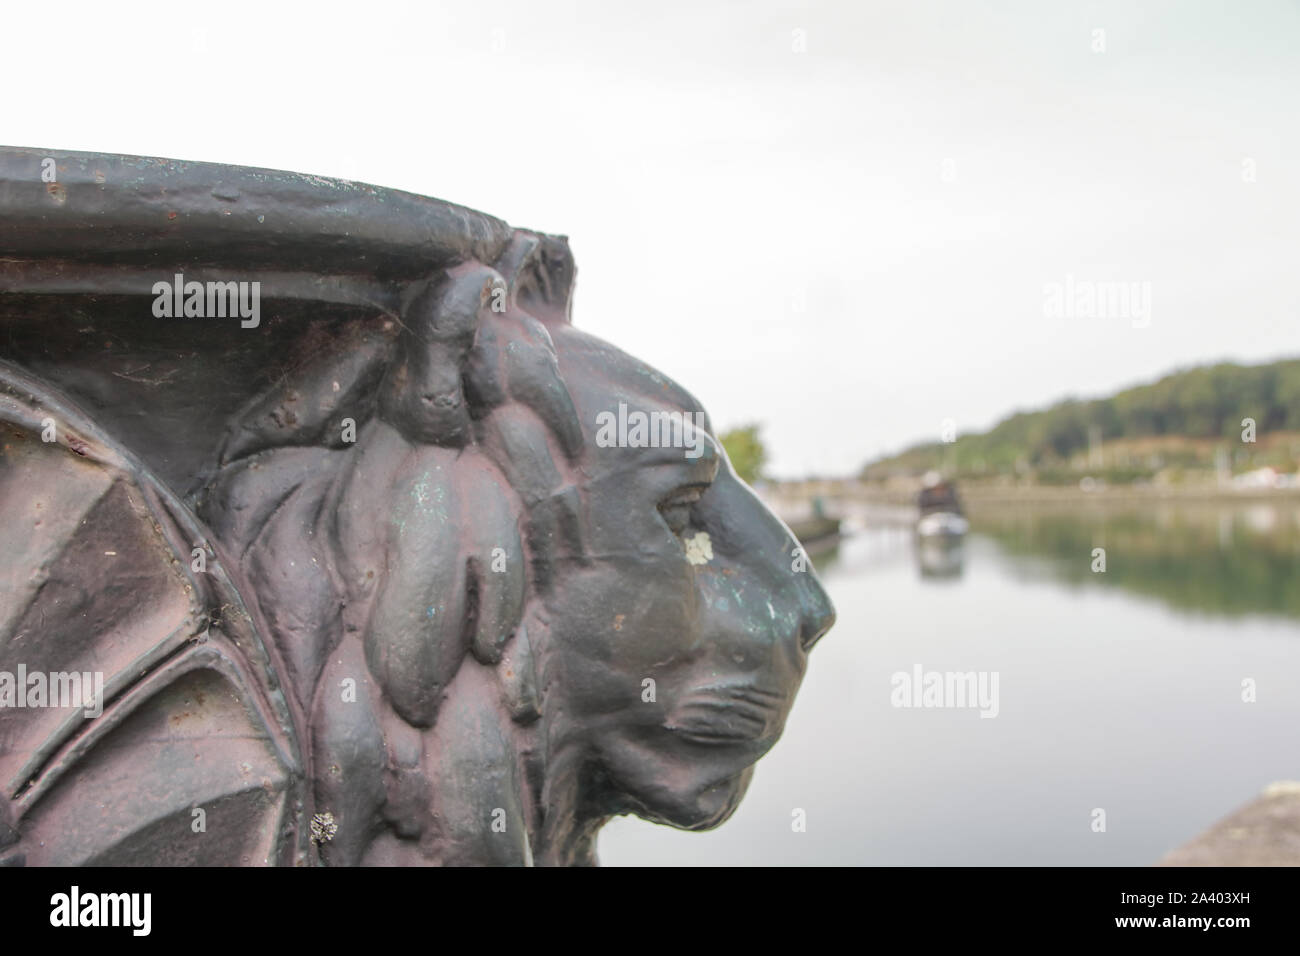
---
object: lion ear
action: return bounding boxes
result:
[494,232,576,326]
[378,265,503,447]
[380,259,583,461]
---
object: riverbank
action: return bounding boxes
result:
[960,482,1300,507]
[767,477,1300,512]
[784,515,843,556]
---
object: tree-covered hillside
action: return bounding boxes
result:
[863,359,1300,482]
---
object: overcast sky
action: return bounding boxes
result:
[5,0,1298,477]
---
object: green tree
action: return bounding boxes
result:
[719,424,767,485]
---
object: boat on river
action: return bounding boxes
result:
[916,472,969,539]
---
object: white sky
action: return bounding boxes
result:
[4,0,1298,477]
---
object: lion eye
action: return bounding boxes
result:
[658,485,707,536]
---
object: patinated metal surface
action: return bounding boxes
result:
[0,146,834,865]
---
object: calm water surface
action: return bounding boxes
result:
[599,501,1300,865]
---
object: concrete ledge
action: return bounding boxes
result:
[1160,782,1300,866]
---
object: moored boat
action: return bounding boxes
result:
[916,471,968,539]
[916,510,969,538]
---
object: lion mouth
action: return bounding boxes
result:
[664,682,787,745]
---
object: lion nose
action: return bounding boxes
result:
[798,578,836,652]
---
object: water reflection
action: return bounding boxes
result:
[971,501,1300,619]
[916,537,965,580]
[600,499,1300,866]
[807,541,842,574]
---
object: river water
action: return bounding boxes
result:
[599,500,1300,865]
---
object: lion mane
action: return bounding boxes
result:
[194,233,590,859]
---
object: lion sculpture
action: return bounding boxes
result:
[0,147,835,866]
